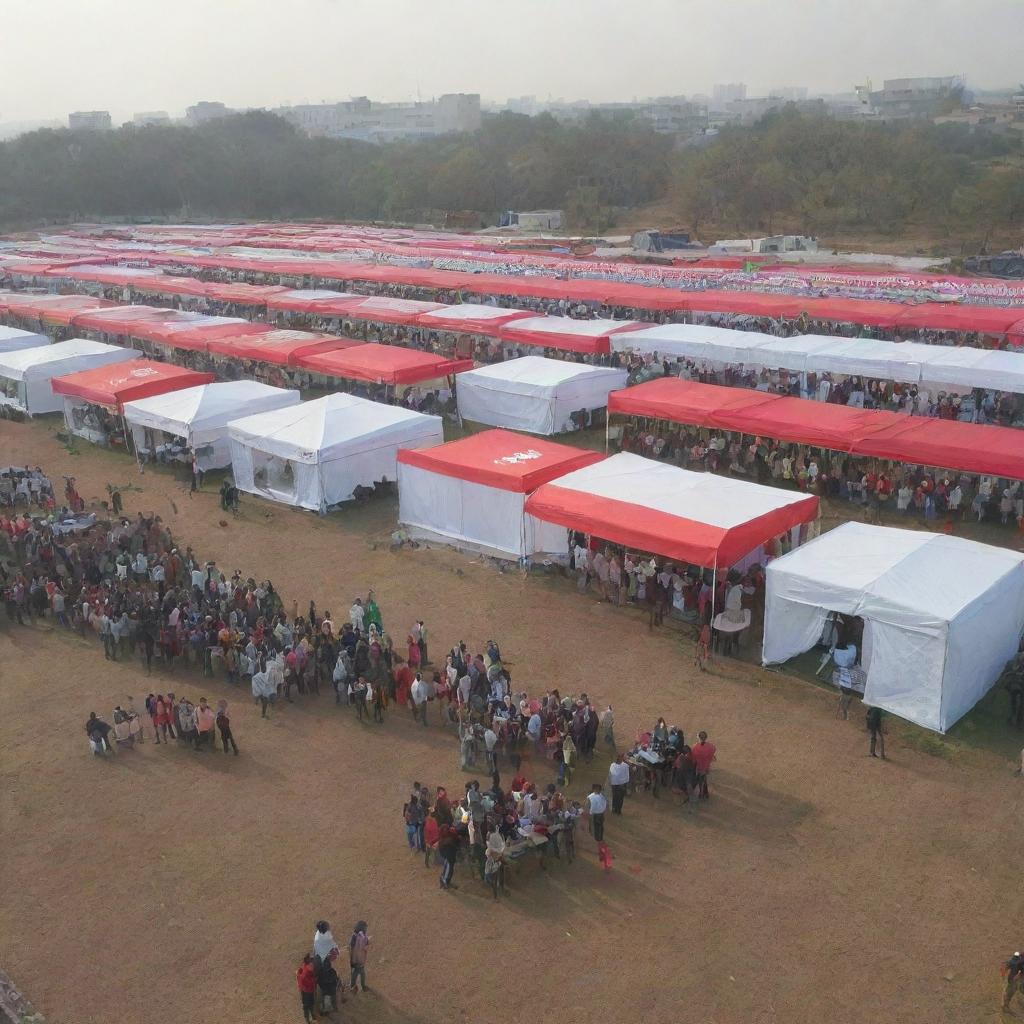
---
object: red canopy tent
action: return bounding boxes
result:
[201,282,290,305]
[70,305,179,335]
[3,294,118,326]
[296,344,473,386]
[266,289,356,313]
[498,317,646,355]
[302,295,447,326]
[51,358,214,411]
[608,378,1024,480]
[895,303,1024,335]
[206,330,359,366]
[415,304,534,336]
[137,317,275,353]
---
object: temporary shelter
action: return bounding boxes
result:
[51,358,214,443]
[227,393,443,513]
[762,523,1024,733]
[416,303,533,336]
[123,381,300,470]
[499,317,645,355]
[397,429,604,558]
[0,339,134,415]
[0,325,48,354]
[455,356,628,435]
[297,344,473,387]
[525,452,818,567]
[206,330,358,367]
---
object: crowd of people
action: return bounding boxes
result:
[296,919,370,1021]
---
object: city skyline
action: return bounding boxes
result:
[0,0,1021,125]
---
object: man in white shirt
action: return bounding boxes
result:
[586,784,608,841]
[527,710,543,751]
[608,755,630,815]
[483,726,499,772]
[350,599,365,634]
[410,674,429,727]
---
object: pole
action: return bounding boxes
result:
[710,556,717,663]
[605,411,611,454]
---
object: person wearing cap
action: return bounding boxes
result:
[1003,951,1024,1010]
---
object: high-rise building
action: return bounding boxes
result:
[132,111,171,127]
[712,83,747,107]
[185,101,233,126]
[68,110,112,131]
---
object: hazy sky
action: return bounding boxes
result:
[2,0,1021,123]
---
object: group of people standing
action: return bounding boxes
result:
[296,919,370,1021]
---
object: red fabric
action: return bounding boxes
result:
[139,319,274,352]
[498,320,646,355]
[416,308,533,336]
[296,964,316,994]
[200,282,289,304]
[206,330,360,366]
[301,295,447,325]
[524,482,818,567]
[609,378,1024,480]
[397,429,605,493]
[50,358,214,411]
[3,294,117,325]
[895,302,1024,334]
[296,343,473,385]
[70,305,179,334]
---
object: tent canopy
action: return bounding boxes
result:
[397,428,605,492]
[267,289,357,312]
[297,344,472,385]
[525,451,818,567]
[499,317,645,355]
[0,325,48,353]
[0,338,131,381]
[416,303,533,336]
[50,358,214,410]
[206,329,359,366]
[762,523,1024,732]
[303,295,446,325]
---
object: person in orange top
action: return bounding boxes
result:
[296,954,317,1023]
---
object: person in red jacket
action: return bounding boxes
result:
[296,954,317,1023]
[691,731,717,800]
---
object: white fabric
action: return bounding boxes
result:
[124,381,300,470]
[227,393,443,513]
[762,522,1024,732]
[0,339,134,414]
[616,323,777,364]
[397,461,566,559]
[0,326,48,353]
[503,317,640,341]
[456,357,627,434]
[419,304,523,325]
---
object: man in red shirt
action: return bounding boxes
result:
[691,731,717,800]
[296,954,317,1023]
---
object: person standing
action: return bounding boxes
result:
[866,706,886,759]
[608,755,630,815]
[252,658,274,718]
[691,730,716,798]
[215,699,239,755]
[296,954,317,1024]
[348,921,370,993]
[586,783,608,841]
[195,698,216,750]
[1003,950,1024,1012]
[177,698,199,750]
[438,820,459,890]
[411,673,429,727]
[85,712,114,756]
[312,920,338,967]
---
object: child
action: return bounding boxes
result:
[318,957,340,1016]
[296,954,317,1024]
[696,622,711,672]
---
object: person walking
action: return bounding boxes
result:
[866,706,886,759]
[1002,950,1024,1012]
[348,921,370,994]
[296,954,317,1024]
[215,699,239,754]
[411,673,429,727]
[438,821,459,890]
[608,754,630,815]
[692,731,716,798]
[586,783,608,841]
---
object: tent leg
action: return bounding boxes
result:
[710,557,717,663]
[605,414,610,454]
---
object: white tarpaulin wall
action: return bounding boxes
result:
[123,381,300,471]
[0,326,48,354]
[456,356,628,434]
[616,324,1024,394]
[397,462,567,558]
[227,393,443,513]
[762,522,1024,732]
[0,339,134,414]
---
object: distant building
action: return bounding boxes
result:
[771,86,809,102]
[505,95,539,116]
[132,111,171,127]
[712,83,747,108]
[276,93,480,143]
[543,97,708,138]
[186,101,233,126]
[868,76,963,119]
[499,210,564,231]
[68,110,112,131]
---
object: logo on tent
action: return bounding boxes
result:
[493,449,543,465]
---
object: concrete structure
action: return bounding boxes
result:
[499,210,564,231]
[132,111,171,127]
[185,101,234,126]
[712,83,747,107]
[868,76,963,119]
[277,94,480,143]
[68,111,112,131]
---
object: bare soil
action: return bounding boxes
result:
[1,416,1022,1024]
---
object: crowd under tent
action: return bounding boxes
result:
[227,392,443,513]
[524,452,819,569]
[51,358,214,445]
[206,329,358,367]
[498,317,646,356]
[123,380,300,470]
[455,356,628,435]
[762,522,1024,733]
[415,303,534,336]
[296,343,472,389]
[0,339,134,415]
[397,428,605,559]
[0,325,48,354]
[608,378,1024,481]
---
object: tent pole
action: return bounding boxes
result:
[710,556,717,663]
[605,412,610,454]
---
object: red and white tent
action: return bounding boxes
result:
[297,344,472,386]
[499,317,645,355]
[525,452,818,568]
[397,429,604,558]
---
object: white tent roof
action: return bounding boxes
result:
[227,392,442,464]
[616,323,777,364]
[503,316,638,339]
[456,356,626,395]
[0,338,132,381]
[0,326,48,353]
[123,381,300,438]
[763,522,1024,732]
[419,303,518,324]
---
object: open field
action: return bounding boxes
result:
[2,416,1024,1024]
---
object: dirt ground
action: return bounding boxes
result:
[2,416,1023,1024]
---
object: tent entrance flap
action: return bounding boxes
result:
[251,451,300,503]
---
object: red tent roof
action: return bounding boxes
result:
[499,317,646,355]
[71,305,179,334]
[201,282,290,305]
[416,304,534,336]
[50,358,214,411]
[297,344,473,385]
[137,317,273,352]
[303,295,447,325]
[608,378,1024,480]
[895,303,1024,334]
[397,428,606,492]
[206,330,360,366]
[266,289,356,312]
[3,294,118,326]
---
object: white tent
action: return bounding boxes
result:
[396,429,603,559]
[123,381,300,471]
[227,393,443,513]
[615,323,778,365]
[456,356,628,435]
[0,339,134,415]
[0,326,48,354]
[762,523,1024,733]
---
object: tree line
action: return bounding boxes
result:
[0,106,1021,248]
